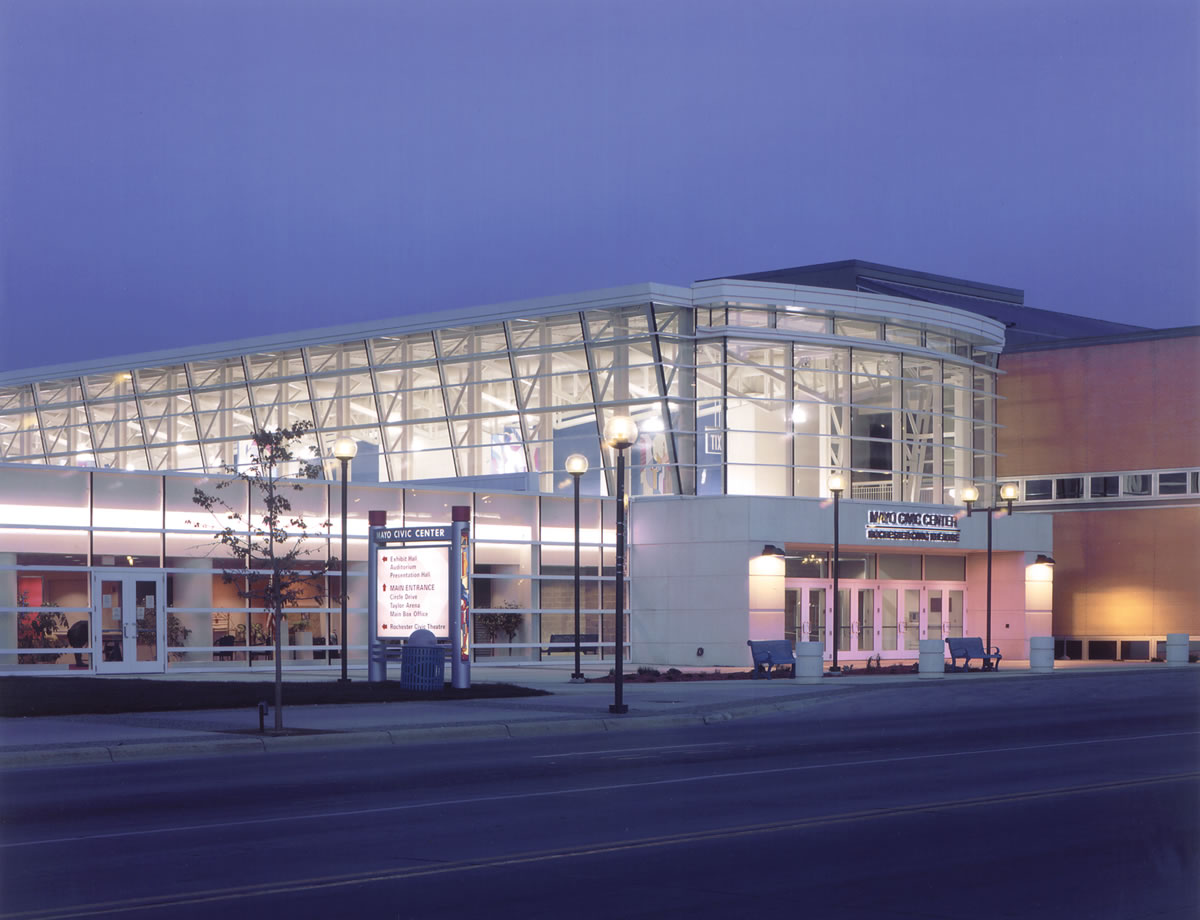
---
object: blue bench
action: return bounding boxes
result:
[747,639,796,679]
[945,636,1002,671]
[543,633,598,655]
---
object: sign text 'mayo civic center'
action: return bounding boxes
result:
[865,508,960,543]
[373,526,451,543]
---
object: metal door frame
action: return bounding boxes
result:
[92,569,167,674]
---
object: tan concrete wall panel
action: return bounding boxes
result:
[999,336,1200,476]
[1051,507,1200,638]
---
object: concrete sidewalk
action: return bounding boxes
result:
[0,660,1175,768]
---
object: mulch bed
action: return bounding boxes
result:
[0,677,548,718]
[588,663,922,682]
[587,669,758,683]
[832,663,920,676]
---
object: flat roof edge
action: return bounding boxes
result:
[1005,325,1200,352]
[0,282,694,386]
[701,259,1026,304]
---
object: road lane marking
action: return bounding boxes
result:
[3,772,1196,920]
[4,728,1196,850]
[532,742,731,758]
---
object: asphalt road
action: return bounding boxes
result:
[2,669,1197,920]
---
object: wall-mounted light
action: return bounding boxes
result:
[760,544,786,557]
[1034,554,1056,566]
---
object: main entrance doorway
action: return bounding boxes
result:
[92,571,167,674]
[785,580,965,662]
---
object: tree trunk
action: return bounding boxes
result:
[274,607,283,732]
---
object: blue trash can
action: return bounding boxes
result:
[400,629,446,691]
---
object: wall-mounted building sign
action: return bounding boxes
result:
[865,509,960,543]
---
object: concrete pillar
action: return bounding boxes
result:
[747,551,785,644]
[795,641,824,683]
[918,638,945,679]
[173,559,214,663]
[0,553,16,668]
[1029,636,1055,672]
[1166,633,1190,667]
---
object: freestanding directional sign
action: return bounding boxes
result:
[367,515,470,688]
[376,539,450,637]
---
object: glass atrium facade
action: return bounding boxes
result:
[0,279,1012,674]
[0,281,1004,505]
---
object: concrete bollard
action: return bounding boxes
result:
[1166,633,1190,667]
[795,641,824,683]
[918,638,945,679]
[1029,636,1055,672]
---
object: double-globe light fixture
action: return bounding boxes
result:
[332,438,358,682]
[602,415,638,714]
[960,482,1020,658]
[825,477,1029,671]
[564,452,590,682]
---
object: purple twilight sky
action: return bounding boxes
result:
[1,0,1197,375]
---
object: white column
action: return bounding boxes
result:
[173,559,214,663]
[748,551,785,646]
[347,560,368,666]
[0,553,16,668]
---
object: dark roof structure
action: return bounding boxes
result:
[710,259,1148,348]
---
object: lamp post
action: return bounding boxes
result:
[961,482,1019,657]
[333,438,358,682]
[828,473,845,672]
[565,453,589,682]
[603,415,637,715]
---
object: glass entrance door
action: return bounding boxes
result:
[787,578,966,663]
[790,585,829,650]
[93,572,166,673]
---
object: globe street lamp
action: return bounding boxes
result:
[565,453,589,682]
[961,482,1019,661]
[828,473,845,672]
[603,415,637,714]
[333,437,358,682]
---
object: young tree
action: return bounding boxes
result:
[191,422,334,731]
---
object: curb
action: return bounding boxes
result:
[0,691,849,768]
[3,666,1191,769]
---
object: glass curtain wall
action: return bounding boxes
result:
[0,298,998,505]
[0,468,617,671]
